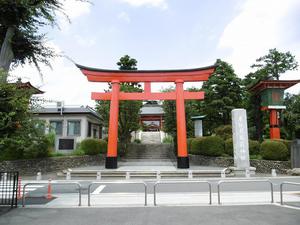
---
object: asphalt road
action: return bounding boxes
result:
[0,205,299,225]
[25,177,300,196]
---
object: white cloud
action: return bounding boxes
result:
[10,42,108,107]
[218,0,300,89]
[118,12,131,23]
[119,0,168,10]
[74,35,96,47]
[58,0,92,31]
[61,0,91,19]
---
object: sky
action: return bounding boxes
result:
[11,0,300,107]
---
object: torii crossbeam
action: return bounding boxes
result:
[77,64,216,169]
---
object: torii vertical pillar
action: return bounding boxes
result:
[176,80,189,168]
[106,80,120,169]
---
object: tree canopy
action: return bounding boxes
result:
[202,59,244,133]
[96,55,142,150]
[243,48,298,87]
[0,0,89,82]
[282,93,300,139]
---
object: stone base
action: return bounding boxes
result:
[177,157,189,169]
[229,166,256,176]
[287,168,300,176]
[105,156,118,169]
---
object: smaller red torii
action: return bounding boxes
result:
[77,64,216,169]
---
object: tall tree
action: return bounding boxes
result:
[282,93,300,139]
[202,59,244,133]
[0,71,49,160]
[96,55,142,149]
[250,48,298,81]
[0,0,89,82]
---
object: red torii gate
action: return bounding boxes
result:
[77,64,216,169]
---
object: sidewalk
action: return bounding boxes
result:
[1,205,299,225]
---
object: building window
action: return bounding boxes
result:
[67,120,81,136]
[49,121,63,135]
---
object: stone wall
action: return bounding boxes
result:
[0,154,291,175]
[0,155,105,175]
[189,154,291,174]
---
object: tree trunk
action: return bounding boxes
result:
[0,26,15,83]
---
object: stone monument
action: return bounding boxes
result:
[231,109,256,175]
[291,139,300,168]
[191,115,206,137]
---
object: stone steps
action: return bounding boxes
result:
[141,131,161,144]
[125,143,172,160]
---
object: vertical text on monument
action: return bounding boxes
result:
[232,109,250,169]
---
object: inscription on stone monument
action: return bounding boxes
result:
[232,109,250,169]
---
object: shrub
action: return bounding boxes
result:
[215,125,232,140]
[72,148,85,156]
[260,140,288,161]
[190,136,224,156]
[225,139,260,156]
[187,138,195,151]
[46,132,56,149]
[162,136,173,144]
[295,126,300,139]
[49,152,65,157]
[249,140,260,155]
[80,139,107,155]
[264,139,292,157]
[133,139,141,144]
[190,137,205,155]
[23,136,50,159]
[224,138,233,156]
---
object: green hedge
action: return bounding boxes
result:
[264,139,292,157]
[190,136,224,156]
[190,137,205,155]
[187,138,195,151]
[260,140,288,161]
[224,139,260,156]
[224,138,233,156]
[295,126,300,139]
[80,139,107,155]
[249,140,260,155]
[215,125,232,140]
[24,136,50,159]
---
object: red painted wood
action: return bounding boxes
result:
[144,82,151,93]
[107,81,120,157]
[80,68,214,82]
[176,80,188,157]
[92,91,205,101]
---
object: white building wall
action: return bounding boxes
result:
[36,114,101,153]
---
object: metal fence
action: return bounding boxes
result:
[88,181,147,206]
[154,180,212,206]
[280,182,300,206]
[217,179,274,205]
[22,181,82,207]
[0,172,19,208]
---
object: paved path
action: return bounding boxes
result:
[0,205,299,225]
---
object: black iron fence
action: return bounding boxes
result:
[0,172,19,208]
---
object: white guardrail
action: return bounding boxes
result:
[87,181,147,206]
[280,182,300,206]
[217,179,274,205]
[22,181,82,207]
[153,180,212,206]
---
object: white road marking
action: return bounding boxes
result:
[92,185,106,194]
